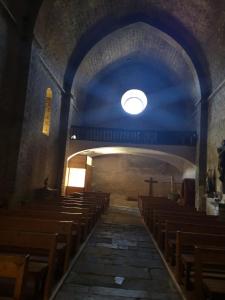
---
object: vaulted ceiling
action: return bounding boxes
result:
[74,22,200,130]
[33,0,225,130]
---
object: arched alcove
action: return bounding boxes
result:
[66,146,196,206]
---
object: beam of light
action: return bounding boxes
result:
[121,89,147,115]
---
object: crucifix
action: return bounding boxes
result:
[144,176,179,197]
[144,177,158,196]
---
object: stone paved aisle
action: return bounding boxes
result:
[55,207,182,300]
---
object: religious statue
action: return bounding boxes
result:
[217,140,225,192]
[206,168,216,196]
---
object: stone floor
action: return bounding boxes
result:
[55,207,182,300]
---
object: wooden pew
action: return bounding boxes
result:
[194,246,225,300]
[62,199,105,215]
[81,191,110,209]
[23,203,96,229]
[67,191,110,211]
[138,196,175,227]
[0,230,58,300]
[176,231,225,288]
[0,217,76,272]
[165,221,225,265]
[26,201,97,224]
[0,254,29,300]
[144,202,188,230]
[139,195,225,298]
[155,212,222,248]
[58,199,102,218]
[32,197,102,221]
[152,209,207,239]
[0,209,88,240]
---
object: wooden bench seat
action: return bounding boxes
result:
[0,254,29,300]
[203,279,225,298]
[165,221,225,264]
[138,196,225,299]
[25,202,97,226]
[138,197,178,228]
[0,217,76,272]
[176,231,225,289]
[78,191,110,206]
[66,192,110,211]
[155,213,223,246]
[0,209,88,240]
[0,230,58,300]
[194,246,225,300]
[58,200,102,217]
[152,210,212,239]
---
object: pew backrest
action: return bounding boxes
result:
[176,231,225,283]
[0,230,58,300]
[0,254,29,300]
[194,246,225,300]
[0,217,74,272]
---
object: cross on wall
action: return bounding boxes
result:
[144,177,158,196]
[144,176,178,196]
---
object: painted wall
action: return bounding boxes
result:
[92,154,182,207]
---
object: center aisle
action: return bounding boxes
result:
[55,207,182,300]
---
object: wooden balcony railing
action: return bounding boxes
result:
[70,126,197,146]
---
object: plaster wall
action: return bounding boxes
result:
[92,154,182,208]
[68,140,196,164]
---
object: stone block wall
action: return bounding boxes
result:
[207,84,225,193]
[0,9,7,95]
[13,43,62,202]
[0,9,8,177]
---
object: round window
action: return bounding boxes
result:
[121,89,147,115]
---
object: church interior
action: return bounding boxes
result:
[0,0,225,299]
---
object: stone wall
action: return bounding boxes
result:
[207,84,225,193]
[14,42,62,202]
[206,8,225,195]
[92,154,182,207]
[0,9,7,95]
[0,9,8,175]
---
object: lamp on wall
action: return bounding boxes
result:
[70,134,77,140]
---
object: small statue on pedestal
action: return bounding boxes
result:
[206,169,216,197]
[217,140,225,193]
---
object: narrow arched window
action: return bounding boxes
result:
[42,88,52,136]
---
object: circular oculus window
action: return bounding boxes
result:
[121,89,148,115]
